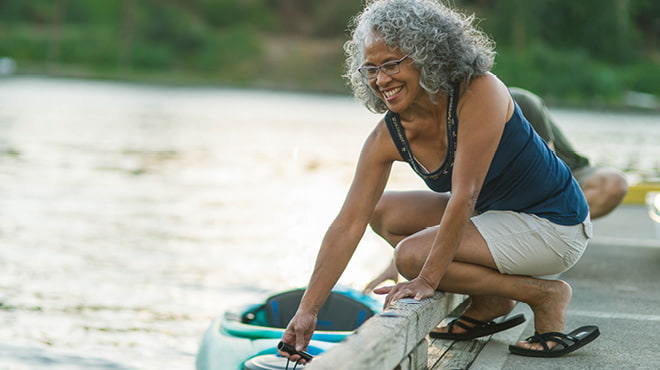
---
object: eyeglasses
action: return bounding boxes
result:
[357,55,409,80]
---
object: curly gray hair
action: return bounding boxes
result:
[344,0,495,113]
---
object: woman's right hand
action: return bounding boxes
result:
[279,310,317,363]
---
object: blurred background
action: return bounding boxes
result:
[0,0,658,107]
[0,1,658,369]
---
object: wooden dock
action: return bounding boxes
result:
[305,292,470,370]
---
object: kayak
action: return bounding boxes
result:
[195,286,381,370]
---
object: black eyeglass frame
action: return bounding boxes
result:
[357,55,410,80]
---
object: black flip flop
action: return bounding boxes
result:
[429,313,526,340]
[508,325,600,357]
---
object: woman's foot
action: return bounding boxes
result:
[432,295,516,335]
[515,280,573,351]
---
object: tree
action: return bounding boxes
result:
[47,0,67,71]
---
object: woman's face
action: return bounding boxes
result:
[362,34,424,113]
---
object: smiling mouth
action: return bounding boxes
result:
[383,86,403,100]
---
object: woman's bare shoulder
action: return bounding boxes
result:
[459,73,512,115]
[362,117,401,163]
[463,73,508,98]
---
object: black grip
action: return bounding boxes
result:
[277,341,313,361]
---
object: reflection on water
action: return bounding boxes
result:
[551,108,660,179]
[0,77,658,369]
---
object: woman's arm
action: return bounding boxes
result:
[380,73,513,305]
[418,74,512,286]
[280,120,398,360]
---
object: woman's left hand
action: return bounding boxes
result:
[373,277,436,308]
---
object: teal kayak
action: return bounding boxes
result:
[195,286,381,370]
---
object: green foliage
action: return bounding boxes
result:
[0,1,52,24]
[493,42,660,105]
[0,0,656,106]
[199,0,276,30]
[308,2,364,37]
[478,0,647,63]
[537,0,638,63]
[0,25,50,60]
[205,26,263,78]
[622,61,660,96]
[493,44,622,105]
[56,26,119,67]
[64,0,121,25]
[139,3,209,55]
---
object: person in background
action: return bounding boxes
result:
[510,87,628,219]
[364,88,629,294]
[280,0,599,362]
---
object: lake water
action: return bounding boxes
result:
[0,77,658,369]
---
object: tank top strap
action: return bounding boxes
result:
[383,83,460,182]
[383,110,414,164]
[445,83,460,168]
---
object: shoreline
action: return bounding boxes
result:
[3,73,659,113]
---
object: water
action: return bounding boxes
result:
[0,78,658,369]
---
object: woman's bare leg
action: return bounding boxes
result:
[370,190,450,246]
[364,191,450,292]
[437,262,572,350]
[395,223,572,350]
[369,191,516,324]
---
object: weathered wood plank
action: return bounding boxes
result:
[426,336,452,369]
[427,306,524,370]
[428,337,488,370]
[398,339,428,370]
[305,292,468,370]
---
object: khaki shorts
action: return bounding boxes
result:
[471,211,592,276]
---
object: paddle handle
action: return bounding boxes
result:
[277,341,313,362]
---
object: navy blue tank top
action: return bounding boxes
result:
[384,86,588,225]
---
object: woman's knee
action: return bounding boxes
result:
[394,238,426,280]
[605,170,628,200]
[583,168,628,217]
[586,168,628,198]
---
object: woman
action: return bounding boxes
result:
[279,0,598,361]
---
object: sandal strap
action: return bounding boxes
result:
[447,319,467,333]
[457,315,489,326]
[524,332,550,351]
[447,315,489,333]
[525,331,577,351]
